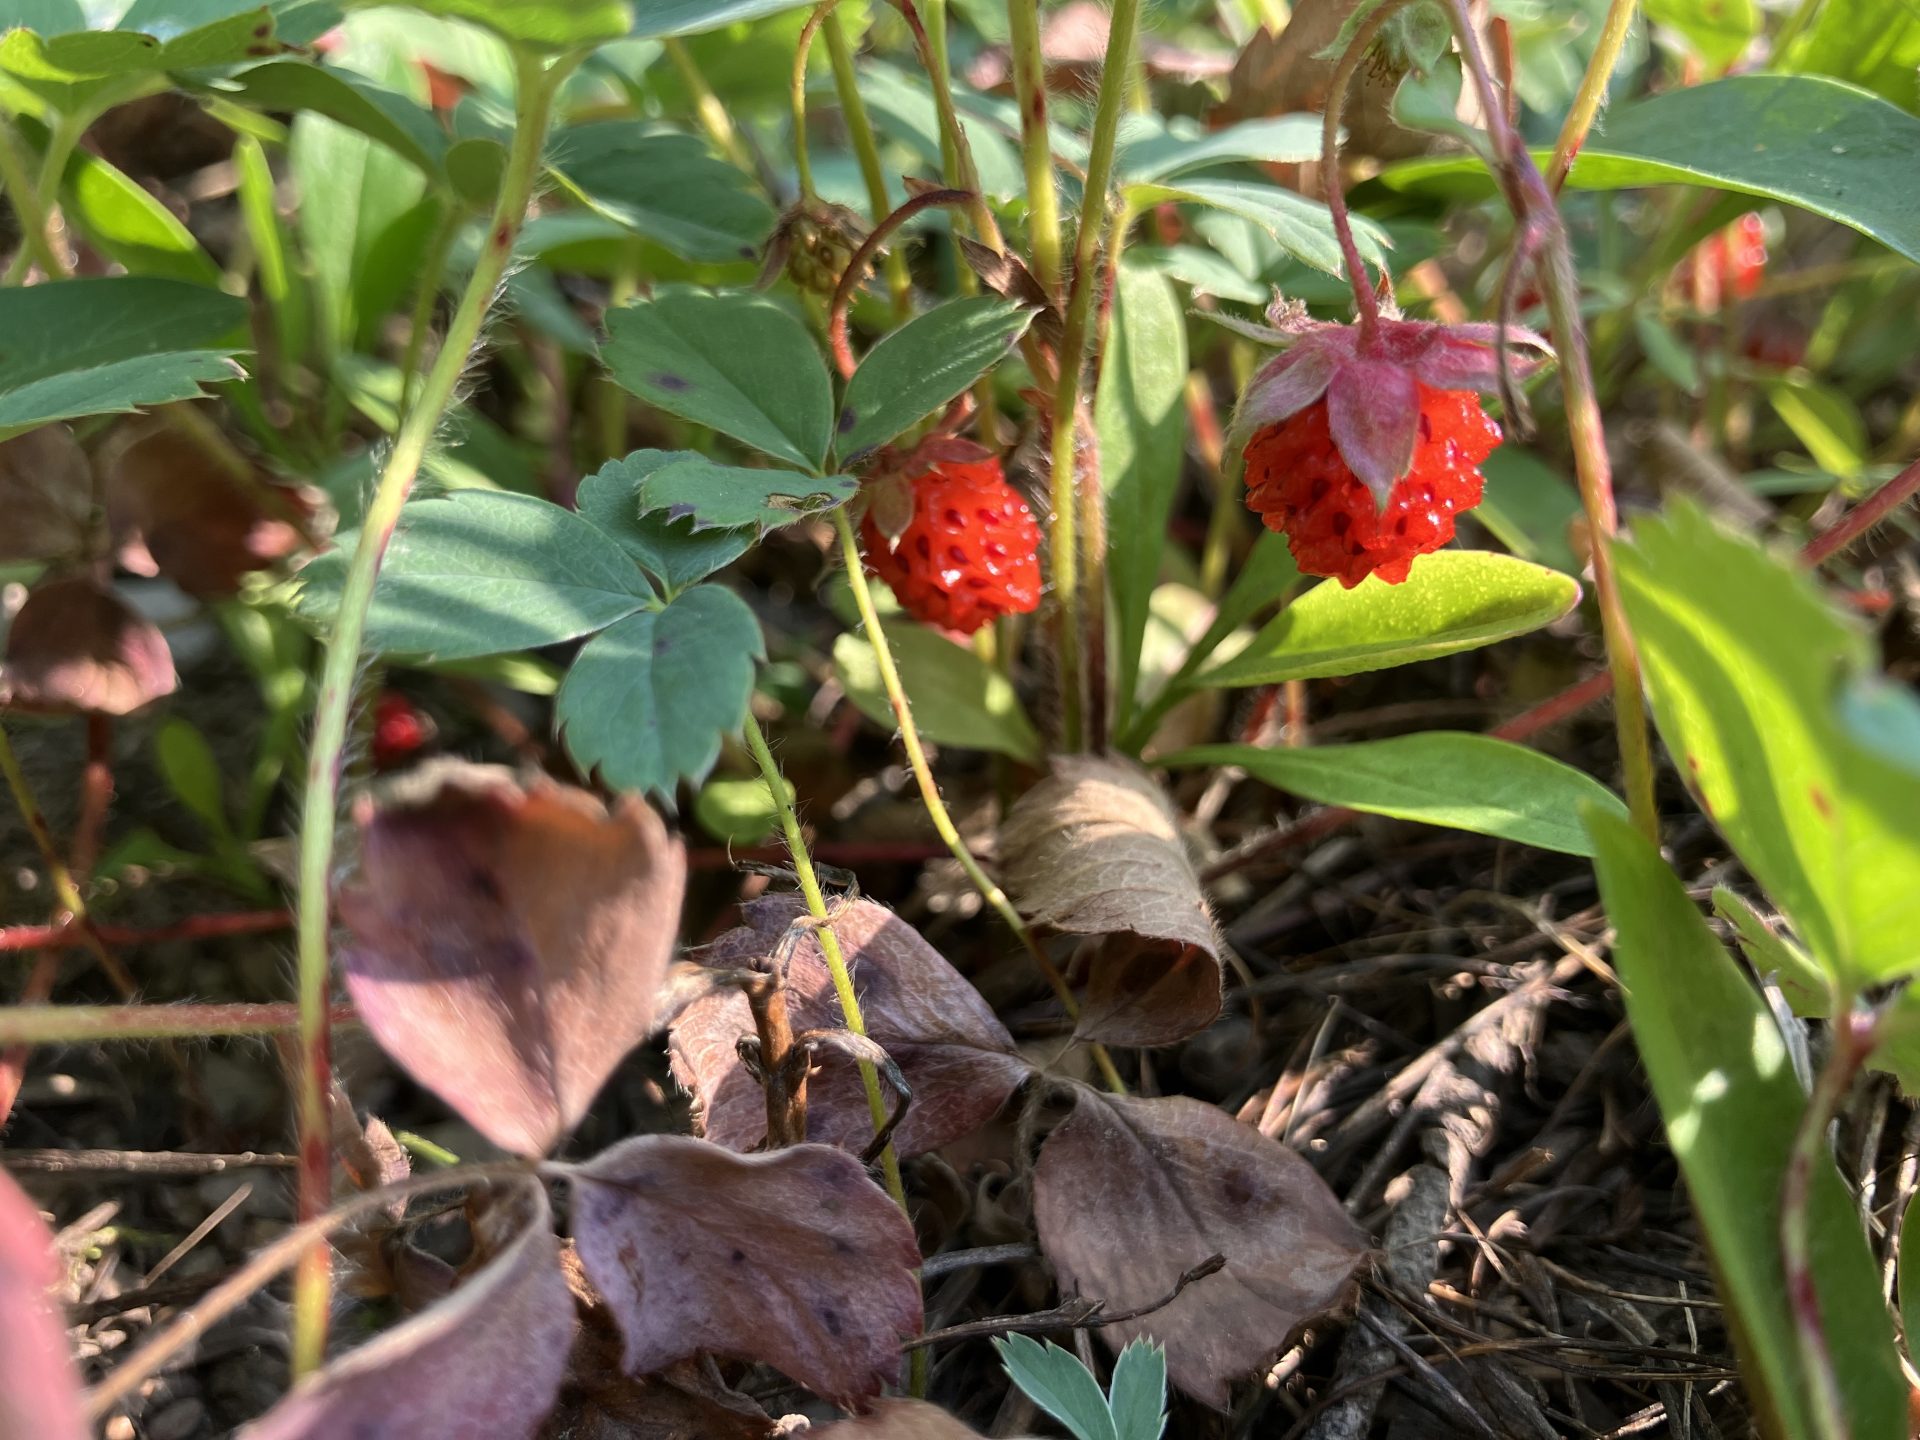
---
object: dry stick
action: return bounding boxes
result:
[1047,0,1142,754]
[1782,1004,1877,1440]
[0,909,293,955]
[3,1148,296,1176]
[287,48,575,1379]
[86,1163,537,1421]
[829,509,1129,1095]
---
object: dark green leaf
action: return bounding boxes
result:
[1106,1341,1168,1440]
[833,624,1044,763]
[295,491,652,660]
[576,449,757,594]
[846,61,1025,200]
[557,584,764,798]
[1782,0,1920,111]
[604,289,834,472]
[222,62,445,174]
[1374,76,1920,264]
[444,135,507,208]
[1838,675,1920,778]
[1129,244,1266,303]
[1470,447,1583,575]
[1096,262,1188,734]
[638,454,857,531]
[1197,551,1580,689]
[1714,886,1830,1018]
[836,297,1036,462]
[0,3,286,111]
[1615,502,1920,983]
[1163,734,1625,856]
[1584,806,1907,1440]
[553,125,775,265]
[342,0,632,50]
[0,278,247,436]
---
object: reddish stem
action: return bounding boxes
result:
[71,715,113,879]
[1801,454,1920,565]
[828,187,975,378]
[1320,0,1417,334]
[0,908,294,955]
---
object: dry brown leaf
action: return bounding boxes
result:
[245,1181,573,1440]
[1033,1090,1369,1407]
[337,761,687,1157]
[999,756,1223,1046]
[671,895,1032,1156]
[0,576,177,716]
[569,1135,923,1407]
[814,1400,1017,1438]
[105,420,312,597]
[0,426,93,566]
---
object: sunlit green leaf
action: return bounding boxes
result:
[576,449,758,595]
[342,0,632,50]
[1164,733,1625,855]
[833,623,1043,763]
[553,125,775,264]
[1585,807,1907,1440]
[637,454,858,531]
[836,297,1035,462]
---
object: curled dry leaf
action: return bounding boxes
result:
[569,1134,923,1407]
[0,576,177,716]
[1032,1090,1369,1407]
[999,756,1223,1046]
[106,421,312,597]
[0,1171,87,1440]
[814,1400,1011,1439]
[337,761,687,1157]
[245,1180,573,1440]
[671,895,1032,1156]
[0,425,93,566]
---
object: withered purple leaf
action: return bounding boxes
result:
[999,757,1223,1047]
[246,1180,573,1440]
[0,576,177,716]
[569,1134,923,1406]
[0,425,93,566]
[1032,1090,1368,1407]
[670,895,1031,1156]
[0,1172,88,1440]
[337,761,687,1157]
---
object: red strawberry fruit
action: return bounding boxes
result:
[860,453,1042,635]
[1245,384,1501,587]
[372,692,431,771]
[1230,297,1549,587]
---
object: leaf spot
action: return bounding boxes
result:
[650,372,694,393]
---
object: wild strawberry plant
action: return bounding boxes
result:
[0,0,1917,1435]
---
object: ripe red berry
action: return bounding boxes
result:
[1244,385,1501,588]
[372,692,429,771]
[860,456,1042,635]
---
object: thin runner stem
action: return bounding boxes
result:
[821,6,913,318]
[1005,0,1063,295]
[830,510,1127,1094]
[288,48,576,1378]
[1546,0,1637,193]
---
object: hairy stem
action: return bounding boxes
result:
[831,511,1127,1094]
[1444,0,1660,840]
[829,188,973,377]
[288,49,575,1379]
[0,1002,354,1046]
[87,1163,538,1419]
[1781,1003,1876,1440]
[1546,0,1637,193]
[664,36,753,172]
[1322,0,1418,332]
[741,715,908,1207]
[1048,0,1143,753]
[1006,0,1064,295]
[0,109,82,283]
[822,6,913,318]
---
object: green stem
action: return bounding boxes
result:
[0,112,67,280]
[743,715,924,1395]
[823,8,913,319]
[1006,0,1063,295]
[2,110,83,283]
[289,49,576,1380]
[0,1002,340,1046]
[741,717,907,1203]
[831,511,1127,1094]
[664,36,754,172]
[1048,0,1142,753]
[1545,0,1636,193]
[397,203,459,424]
